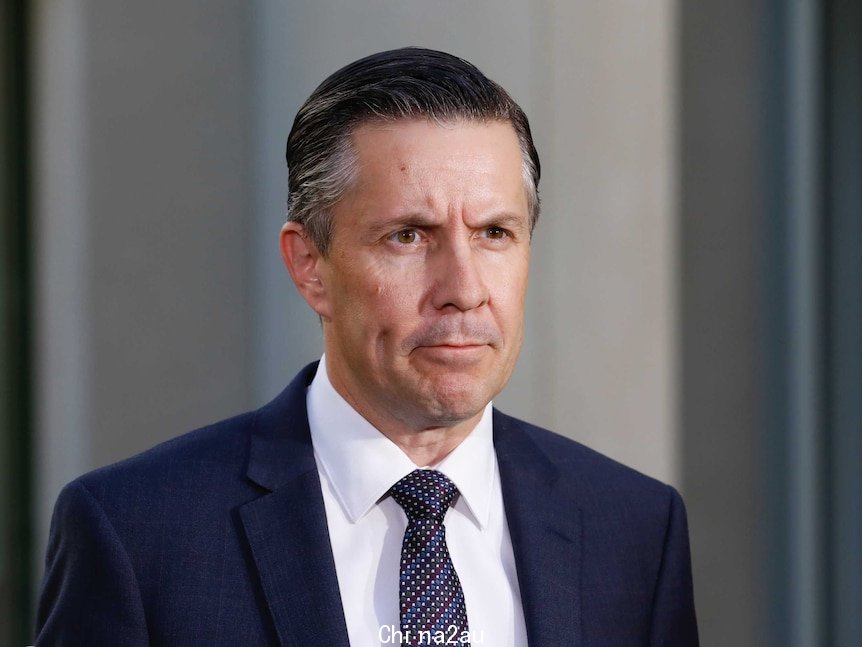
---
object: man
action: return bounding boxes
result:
[36,48,698,646]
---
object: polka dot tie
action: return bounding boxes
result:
[389,469,470,646]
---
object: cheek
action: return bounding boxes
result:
[367,258,426,309]
[490,253,529,295]
[336,264,420,333]
[491,259,530,334]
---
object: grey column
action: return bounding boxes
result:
[32,0,254,575]
[679,1,764,646]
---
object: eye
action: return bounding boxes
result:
[390,229,420,244]
[485,226,509,240]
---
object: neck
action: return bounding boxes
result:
[378,414,483,466]
[323,361,484,466]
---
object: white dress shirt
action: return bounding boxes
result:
[307,357,528,646]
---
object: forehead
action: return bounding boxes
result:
[350,117,522,163]
[344,119,527,209]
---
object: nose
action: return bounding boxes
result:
[430,239,489,312]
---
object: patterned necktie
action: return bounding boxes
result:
[389,469,470,646]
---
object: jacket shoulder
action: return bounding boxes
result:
[493,409,677,506]
[74,410,256,495]
[70,362,318,496]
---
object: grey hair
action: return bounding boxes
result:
[286,47,541,255]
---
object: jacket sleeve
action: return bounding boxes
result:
[35,480,150,646]
[649,485,699,647]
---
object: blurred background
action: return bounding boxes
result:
[2,1,860,645]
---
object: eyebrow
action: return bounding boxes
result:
[477,212,529,231]
[364,212,438,238]
[366,211,529,237]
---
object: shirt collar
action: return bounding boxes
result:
[306,356,495,530]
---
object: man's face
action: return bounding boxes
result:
[311,119,531,432]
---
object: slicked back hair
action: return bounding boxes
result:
[286,47,541,255]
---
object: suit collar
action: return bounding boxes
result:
[245,361,319,491]
[494,409,583,646]
[240,361,351,647]
[305,356,497,530]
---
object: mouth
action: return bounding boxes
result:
[420,342,487,350]
[404,319,501,354]
[413,344,489,364]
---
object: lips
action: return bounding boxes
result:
[404,321,501,351]
[413,344,488,366]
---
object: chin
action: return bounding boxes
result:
[417,378,495,427]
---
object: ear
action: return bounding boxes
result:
[279,221,332,319]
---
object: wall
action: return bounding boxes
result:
[32,0,253,569]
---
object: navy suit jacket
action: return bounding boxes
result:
[36,362,698,646]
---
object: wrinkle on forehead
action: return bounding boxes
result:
[346,120,529,223]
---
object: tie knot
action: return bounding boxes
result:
[390,469,458,522]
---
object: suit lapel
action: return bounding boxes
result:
[239,363,350,647]
[494,410,583,647]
